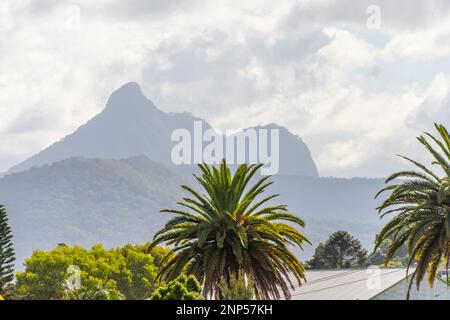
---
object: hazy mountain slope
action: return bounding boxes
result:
[7,82,211,174]
[243,123,319,177]
[0,156,185,266]
[7,82,319,178]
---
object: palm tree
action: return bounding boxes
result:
[375,124,450,298]
[149,160,310,299]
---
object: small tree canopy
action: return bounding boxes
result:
[15,243,160,300]
[307,231,369,269]
[150,275,203,300]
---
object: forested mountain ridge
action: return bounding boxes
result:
[0,155,384,267]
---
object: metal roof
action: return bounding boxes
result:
[289,268,410,300]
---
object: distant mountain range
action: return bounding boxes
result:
[0,82,386,267]
[7,82,318,177]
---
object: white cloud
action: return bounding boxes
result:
[383,26,450,61]
[1,0,450,177]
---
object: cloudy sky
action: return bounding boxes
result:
[2,0,450,177]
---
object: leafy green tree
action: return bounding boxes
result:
[307,231,369,269]
[150,275,203,300]
[145,243,171,268]
[375,124,450,298]
[15,244,159,300]
[219,270,255,300]
[0,204,15,297]
[150,160,310,300]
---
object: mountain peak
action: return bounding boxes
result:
[243,123,318,177]
[114,81,143,96]
[104,82,156,114]
[255,123,288,132]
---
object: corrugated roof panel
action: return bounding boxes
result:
[289,268,409,300]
